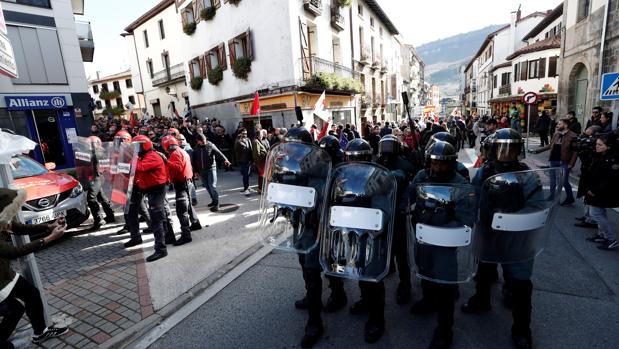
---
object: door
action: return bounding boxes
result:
[32,110,67,167]
[153,103,162,117]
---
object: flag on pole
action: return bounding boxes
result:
[339,130,348,150]
[312,91,329,122]
[250,91,260,116]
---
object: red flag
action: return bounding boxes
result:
[250,91,260,116]
[129,111,139,127]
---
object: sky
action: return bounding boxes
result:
[81,0,563,79]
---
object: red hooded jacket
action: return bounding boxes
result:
[167,148,193,183]
[135,150,168,191]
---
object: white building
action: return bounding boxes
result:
[123,0,189,120]
[401,44,425,116]
[88,70,144,118]
[0,0,94,169]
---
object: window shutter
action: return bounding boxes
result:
[521,61,528,81]
[548,56,558,77]
[245,28,253,60]
[205,51,213,72]
[514,64,519,82]
[214,0,221,8]
[181,11,188,26]
[188,61,194,79]
[228,39,237,66]
[538,58,546,79]
[218,43,227,70]
[194,0,202,22]
[199,55,206,78]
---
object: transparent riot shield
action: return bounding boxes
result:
[72,137,95,189]
[258,142,332,253]
[98,142,114,203]
[110,142,139,212]
[319,163,397,282]
[475,168,562,264]
[407,183,477,284]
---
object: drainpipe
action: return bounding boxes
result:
[598,0,610,93]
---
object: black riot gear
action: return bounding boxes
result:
[485,128,525,163]
[378,134,401,157]
[426,131,457,150]
[345,138,373,162]
[318,135,343,164]
[425,141,457,181]
[284,127,313,144]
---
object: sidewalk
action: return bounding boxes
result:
[10,169,262,349]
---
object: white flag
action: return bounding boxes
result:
[312,91,329,122]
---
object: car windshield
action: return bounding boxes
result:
[10,156,48,179]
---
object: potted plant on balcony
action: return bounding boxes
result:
[208,66,223,85]
[190,76,203,90]
[99,90,121,100]
[201,6,216,21]
[229,0,241,5]
[232,57,252,80]
[338,0,352,6]
[183,22,196,35]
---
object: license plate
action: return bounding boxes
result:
[26,210,66,225]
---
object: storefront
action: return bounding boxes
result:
[490,93,557,132]
[1,95,83,170]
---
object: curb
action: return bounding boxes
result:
[100,241,265,349]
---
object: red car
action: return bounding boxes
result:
[10,155,89,232]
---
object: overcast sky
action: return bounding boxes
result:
[80,0,563,79]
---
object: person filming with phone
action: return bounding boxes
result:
[0,188,70,348]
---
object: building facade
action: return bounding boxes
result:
[557,0,619,127]
[401,44,424,116]
[88,70,144,119]
[0,0,94,169]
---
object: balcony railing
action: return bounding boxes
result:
[152,63,186,87]
[75,20,94,62]
[380,59,388,73]
[499,83,511,96]
[360,45,371,65]
[303,0,322,16]
[303,56,358,81]
[371,57,380,69]
[331,7,345,31]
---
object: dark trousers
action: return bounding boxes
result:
[87,177,113,223]
[240,162,251,190]
[162,196,176,242]
[420,280,456,333]
[199,168,219,206]
[127,189,147,241]
[468,134,477,148]
[539,130,549,147]
[122,194,149,231]
[359,280,385,324]
[146,188,167,253]
[174,181,192,239]
[0,276,46,341]
[392,217,411,288]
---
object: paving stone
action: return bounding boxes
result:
[92,331,111,344]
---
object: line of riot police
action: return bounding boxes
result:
[258,125,563,349]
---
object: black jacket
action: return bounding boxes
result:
[191,142,228,172]
[585,152,619,208]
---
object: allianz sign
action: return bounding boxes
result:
[5,96,67,110]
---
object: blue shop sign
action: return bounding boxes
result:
[5,95,68,110]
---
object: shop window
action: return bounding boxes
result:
[143,30,149,48]
[126,79,133,88]
[206,43,227,71]
[93,85,99,93]
[228,29,253,65]
[113,81,121,91]
[95,101,102,109]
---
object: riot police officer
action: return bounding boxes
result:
[318,135,344,164]
[83,136,115,231]
[425,132,470,180]
[408,140,474,348]
[461,128,541,349]
[375,135,417,304]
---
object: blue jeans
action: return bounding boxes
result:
[590,206,615,240]
[549,161,574,201]
[240,162,251,191]
[199,168,219,205]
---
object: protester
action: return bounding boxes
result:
[234,128,253,196]
[192,133,231,212]
[252,129,270,194]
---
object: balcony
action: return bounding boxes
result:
[75,21,94,62]
[464,86,471,94]
[303,56,358,80]
[472,86,477,93]
[303,0,322,16]
[371,58,380,70]
[331,7,345,31]
[380,60,388,73]
[152,63,186,87]
[360,45,371,65]
[499,83,511,96]
[471,102,477,108]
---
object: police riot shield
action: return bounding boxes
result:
[98,142,114,202]
[407,184,477,284]
[319,163,397,282]
[258,142,332,253]
[475,168,562,264]
[73,137,96,189]
[110,142,139,212]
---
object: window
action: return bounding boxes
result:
[206,43,227,71]
[228,29,253,65]
[188,57,204,79]
[501,72,510,86]
[95,101,102,109]
[128,95,136,105]
[370,17,375,28]
[493,75,497,89]
[548,56,558,77]
[528,60,538,79]
[105,100,112,109]
[514,64,520,82]
[577,0,590,21]
[358,5,363,17]
[182,5,195,25]
[379,28,383,37]
[93,85,99,93]
[158,20,165,39]
[359,27,364,52]
[116,97,123,108]
[146,60,154,79]
[113,81,121,91]
[371,37,375,60]
[101,83,109,92]
[125,79,133,88]
[5,0,51,9]
[538,58,546,78]
[143,30,149,48]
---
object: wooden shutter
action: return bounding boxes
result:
[520,61,528,81]
[245,28,253,60]
[218,43,227,70]
[548,56,558,77]
[299,19,310,79]
[199,55,206,78]
[538,58,546,79]
[214,0,221,8]
[228,39,237,66]
[205,51,213,71]
[188,60,194,79]
[181,10,188,26]
[194,0,203,22]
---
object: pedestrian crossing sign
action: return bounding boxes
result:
[600,73,619,100]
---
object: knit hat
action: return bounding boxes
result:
[0,188,26,225]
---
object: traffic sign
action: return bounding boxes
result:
[600,73,619,100]
[523,92,538,105]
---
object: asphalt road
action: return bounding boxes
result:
[147,187,619,348]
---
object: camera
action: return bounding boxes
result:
[570,135,598,153]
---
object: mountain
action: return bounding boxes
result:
[416,25,505,98]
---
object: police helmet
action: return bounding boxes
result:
[318,135,343,161]
[378,134,401,156]
[426,140,457,180]
[426,131,456,150]
[284,127,313,144]
[486,128,524,162]
[161,135,179,152]
[344,138,372,162]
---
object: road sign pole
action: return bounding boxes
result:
[526,104,531,150]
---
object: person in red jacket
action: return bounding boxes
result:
[162,135,196,246]
[131,135,169,262]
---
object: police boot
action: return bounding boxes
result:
[411,280,436,315]
[89,215,102,232]
[396,281,412,305]
[295,297,309,310]
[511,280,533,349]
[323,276,347,313]
[429,328,453,349]
[502,278,514,309]
[364,281,385,344]
[432,285,455,348]
[301,271,324,348]
[461,265,492,314]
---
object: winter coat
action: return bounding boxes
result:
[1,222,49,292]
[135,150,168,192]
[537,131,578,166]
[167,148,193,184]
[535,115,550,132]
[585,152,619,208]
[192,142,228,172]
[252,138,269,168]
[234,138,253,164]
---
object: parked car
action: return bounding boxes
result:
[10,155,89,233]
